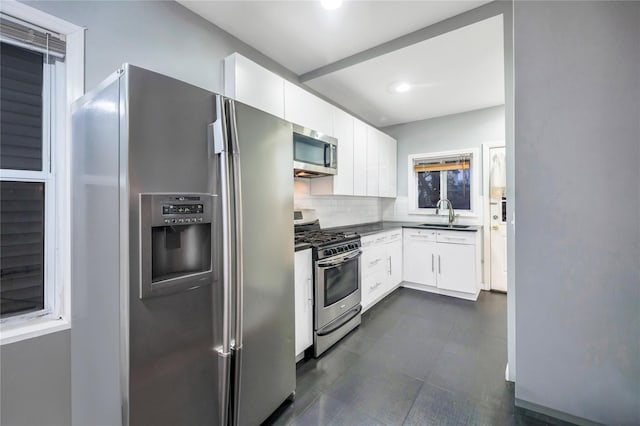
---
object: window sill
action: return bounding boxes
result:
[0,316,70,345]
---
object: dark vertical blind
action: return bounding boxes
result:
[0,41,43,171]
[0,181,45,317]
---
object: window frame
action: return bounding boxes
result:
[0,0,84,345]
[408,148,481,218]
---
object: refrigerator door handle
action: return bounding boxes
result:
[226,98,244,426]
[212,95,233,426]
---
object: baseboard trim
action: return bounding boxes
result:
[401,282,480,301]
[515,398,604,426]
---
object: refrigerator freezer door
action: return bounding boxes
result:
[229,100,296,426]
[123,66,222,426]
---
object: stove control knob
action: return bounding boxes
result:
[324,249,332,256]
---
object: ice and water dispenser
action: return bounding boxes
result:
[139,193,215,298]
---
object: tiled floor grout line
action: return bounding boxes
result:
[400,379,426,426]
[270,288,512,426]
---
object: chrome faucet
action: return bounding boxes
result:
[436,198,455,227]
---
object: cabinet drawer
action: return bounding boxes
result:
[386,231,402,243]
[403,228,437,242]
[361,233,387,248]
[362,246,386,275]
[436,231,476,245]
[362,272,386,308]
[361,234,377,248]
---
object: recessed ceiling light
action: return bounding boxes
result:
[395,83,411,93]
[321,0,342,10]
[388,82,412,94]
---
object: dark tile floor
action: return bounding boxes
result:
[264,287,562,426]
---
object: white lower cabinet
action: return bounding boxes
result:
[361,230,403,311]
[436,241,476,294]
[402,229,437,286]
[402,228,480,300]
[294,249,313,359]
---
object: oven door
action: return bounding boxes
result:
[315,250,362,329]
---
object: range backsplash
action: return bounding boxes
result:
[294,178,383,228]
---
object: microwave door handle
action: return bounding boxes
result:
[324,143,330,167]
[328,145,334,168]
[331,145,336,168]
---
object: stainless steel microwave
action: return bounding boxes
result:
[293,124,337,178]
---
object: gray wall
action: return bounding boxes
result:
[383,105,505,197]
[1,2,297,424]
[0,330,71,426]
[514,1,639,424]
[24,0,297,94]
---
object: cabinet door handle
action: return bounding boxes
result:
[431,254,434,272]
[388,256,392,275]
[438,256,441,274]
[443,236,467,242]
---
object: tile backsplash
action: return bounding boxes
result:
[294,179,382,228]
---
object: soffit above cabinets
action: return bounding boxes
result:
[178,1,503,127]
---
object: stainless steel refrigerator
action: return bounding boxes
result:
[70,64,295,425]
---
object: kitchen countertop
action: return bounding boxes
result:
[328,221,481,236]
[295,242,312,252]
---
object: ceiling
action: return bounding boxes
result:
[178,0,504,127]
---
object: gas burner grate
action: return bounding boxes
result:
[294,230,358,247]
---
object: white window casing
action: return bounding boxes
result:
[408,147,481,218]
[0,0,85,345]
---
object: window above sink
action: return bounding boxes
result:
[408,148,480,218]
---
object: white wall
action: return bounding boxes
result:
[381,106,505,223]
[294,179,382,228]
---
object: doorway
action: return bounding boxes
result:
[483,143,507,292]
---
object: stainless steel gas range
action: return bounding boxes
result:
[294,210,362,357]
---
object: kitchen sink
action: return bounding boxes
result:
[420,223,471,229]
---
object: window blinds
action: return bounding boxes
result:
[0,181,45,317]
[0,41,43,171]
[0,13,65,58]
[414,159,470,172]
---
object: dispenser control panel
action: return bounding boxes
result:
[144,194,214,225]
[162,203,204,215]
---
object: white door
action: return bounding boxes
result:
[489,147,507,292]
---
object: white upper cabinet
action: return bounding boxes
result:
[379,132,397,198]
[225,53,397,199]
[353,119,368,196]
[224,53,284,119]
[364,126,397,198]
[310,106,354,196]
[366,127,381,197]
[284,81,333,135]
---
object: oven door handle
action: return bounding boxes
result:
[317,250,362,268]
